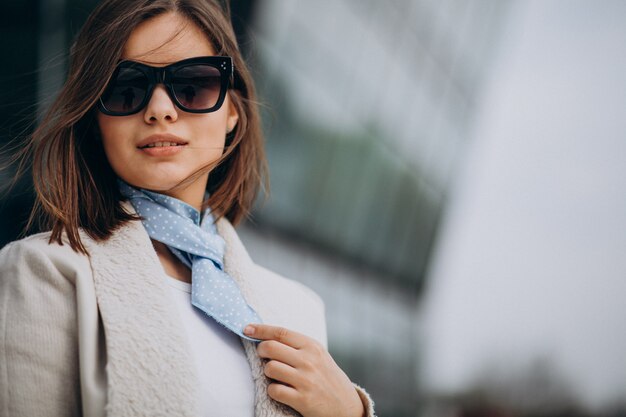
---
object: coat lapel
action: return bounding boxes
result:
[87,206,300,417]
[86,218,199,417]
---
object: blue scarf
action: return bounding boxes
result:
[119,180,262,341]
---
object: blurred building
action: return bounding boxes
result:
[0,1,510,416]
[241,1,511,415]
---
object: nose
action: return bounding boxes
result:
[144,84,179,123]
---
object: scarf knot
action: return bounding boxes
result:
[119,180,262,341]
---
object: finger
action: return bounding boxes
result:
[263,360,300,388]
[244,324,308,349]
[257,340,303,368]
[267,382,300,410]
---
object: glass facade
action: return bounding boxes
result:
[243,1,510,415]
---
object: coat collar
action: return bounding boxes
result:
[84,203,300,416]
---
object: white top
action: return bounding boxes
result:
[164,275,255,417]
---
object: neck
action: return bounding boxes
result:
[151,240,192,284]
[155,176,209,212]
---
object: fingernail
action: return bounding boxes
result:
[244,325,255,335]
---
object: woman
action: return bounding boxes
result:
[0,1,375,416]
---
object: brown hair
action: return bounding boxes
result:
[23,0,267,254]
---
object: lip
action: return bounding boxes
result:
[136,133,188,149]
[136,133,188,157]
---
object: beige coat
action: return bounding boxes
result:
[0,210,374,417]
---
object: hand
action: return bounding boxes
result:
[244,324,365,417]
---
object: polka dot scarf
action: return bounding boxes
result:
[119,180,262,341]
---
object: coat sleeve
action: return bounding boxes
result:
[290,282,377,416]
[0,238,81,417]
[252,265,377,416]
[354,383,376,417]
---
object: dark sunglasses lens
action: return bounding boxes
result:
[171,65,222,110]
[101,67,148,114]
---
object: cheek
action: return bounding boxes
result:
[97,114,125,141]
[96,112,114,138]
[193,113,229,148]
[96,114,128,166]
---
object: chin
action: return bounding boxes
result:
[119,177,175,191]
[123,170,185,187]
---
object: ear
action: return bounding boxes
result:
[226,95,239,134]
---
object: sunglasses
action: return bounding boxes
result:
[98,56,232,116]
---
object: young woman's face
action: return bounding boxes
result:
[97,12,238,206]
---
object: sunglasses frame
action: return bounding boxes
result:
[98,56,233,116]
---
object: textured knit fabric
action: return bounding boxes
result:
[119,182,262,340]
[0,202,376,417]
